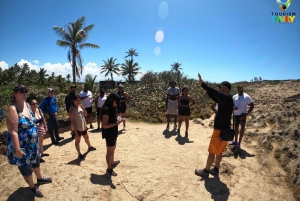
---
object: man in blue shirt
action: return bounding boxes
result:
[39,88,64,145]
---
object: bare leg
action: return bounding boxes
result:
[23,175,35,188]
[74,135,81,155]
[184,116,190,132]
[106,145,116,169]
[174,115,178,125]
[205,152,216,171]
[111,140,117,165]
[166,114,171,125]
[82,134,91,148]
[97,116,100,128]
[238,123,246,145]
[214,154,223,168]
[32,166,43,180]
[38,136,44,156]
[234,124,239,143]
[88,114,92,126]
[121,113,126,127]
[178,116,183,130]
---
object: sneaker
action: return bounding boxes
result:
[58,137,64,141]
[229,141,237,145]
[88,146,97,151]
[209,168,219,176]
[123,126,126,131]
[90,125,94,129]
[71,133,75,139]
[106,168,117,176]
[29,185,43,198]
[52,141,59,145]
[185,131,188,137]
[175,130,180,135]
[111,160,120,169]
[195,168,209,177]
[37,176,52,184]
[40,158,45,163]
[78,154,85,160]
[174,124,177,130]
[166,125,170,130]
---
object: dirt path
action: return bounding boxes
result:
[0,117,295,201]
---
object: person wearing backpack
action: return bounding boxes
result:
[39,88,64,145]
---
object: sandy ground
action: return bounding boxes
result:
[0,116,295,201]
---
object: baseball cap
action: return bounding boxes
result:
[47,88,54,92]
[108,92,120,106]
[217,81,231,90]
[13,84,28,92]
[119,84,124,88]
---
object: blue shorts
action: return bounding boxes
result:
[18,157,40,177]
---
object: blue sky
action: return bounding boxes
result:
[0,0,299,83]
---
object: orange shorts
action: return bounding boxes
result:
[208,129,227,155]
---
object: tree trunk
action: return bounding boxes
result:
[72,49,76,85]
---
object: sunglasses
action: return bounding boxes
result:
[218,85,228,89]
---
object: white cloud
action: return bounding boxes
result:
[0,61,9,70]
[10,59,144,83]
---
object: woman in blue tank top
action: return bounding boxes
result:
[6,85,52,197]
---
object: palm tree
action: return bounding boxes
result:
[120,59,141,83]
[66,74,71,83]
[171,62,182,81]
[125,48,138,60]
[54,75,67,92]
[100,57,120,81]
[85,74,97,93]
[53,15,100,85]
[38,68,48,85]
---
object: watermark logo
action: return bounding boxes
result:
[277,0,291,12]
[272,0,296,23]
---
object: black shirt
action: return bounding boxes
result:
[201,82,233,130]
[101,105,118,139]
[65,92,76,113]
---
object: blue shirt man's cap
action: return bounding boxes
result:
[217,81,231,90]
[48,88,54,92]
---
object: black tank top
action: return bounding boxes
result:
[118,92,126,101]
[180,96,189,106]
[35,109,44,124]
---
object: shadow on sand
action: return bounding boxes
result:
[199,176,230,201]
[162,129,177,139]
[175,133,194,145]
[231,146,255,159]
[66,151,90,166]
[90,173,116,189]
[7,187,35,201]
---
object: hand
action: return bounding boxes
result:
[195,73,203,86]
[16,149,26,158]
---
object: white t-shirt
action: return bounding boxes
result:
[166,87,180,96]
[79,90,93,108]
[232,93,253,115]
[97,95,107,108]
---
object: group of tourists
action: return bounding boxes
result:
[5,74,254,197]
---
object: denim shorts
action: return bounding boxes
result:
[18,157,40,177]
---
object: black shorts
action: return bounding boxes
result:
[77,129,88,136]
[117,103,126,113]
[179,107,190,116]
[105,136,117,147]
[234,115,247,125]
[85,107,93,114]
[97,107,102,117]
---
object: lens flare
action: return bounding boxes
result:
[158,2,169,20]
[155,31,164,43]
[154,47,161,55]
